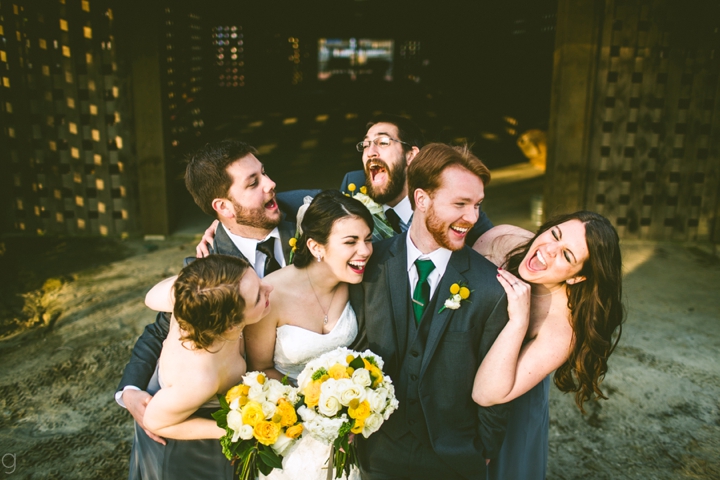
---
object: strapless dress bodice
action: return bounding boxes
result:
[273,302,357,382]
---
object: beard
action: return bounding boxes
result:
[424,204,470,251]
[364,158,407,206]
[232,198,281,230]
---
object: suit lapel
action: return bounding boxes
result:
[213,223,245,259]
[419,248,471,377]
[278,220,296,264]
[386,234,410,359]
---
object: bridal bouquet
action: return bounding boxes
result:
[213,371,303,480]
[346,184,395,240]
[296,347,399,478]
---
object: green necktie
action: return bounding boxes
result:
[412,259,435,324]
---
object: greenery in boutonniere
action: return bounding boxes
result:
[438,282,471,313]
[345,183,395,240]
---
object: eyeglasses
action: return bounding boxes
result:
[356,136,412,153]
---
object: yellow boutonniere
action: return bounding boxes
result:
[439,282,471,313]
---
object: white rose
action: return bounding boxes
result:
[247,384,266,403]
[284,386,299,404]
[242,372,263,388]
[362,413,383,438]
[239,424,254,440]
[271,431,296,457]
[317,393,342,417]
[383,397,399,420]
[338,383,366,407]
[227,409,244,432]
[351,368,372,388]
[354,193,384,216]
[367,388,388,412]
[265,381,287,404]
[262,401,277,419]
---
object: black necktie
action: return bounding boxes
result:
[256,238,281,276]
[385,208,402,234]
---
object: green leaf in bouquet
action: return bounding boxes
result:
[348,356,365,370]
[258,445,284,470]
[311,367,328,381]
[220,435,238,461]
[218,392,230,410]
[212,409,228,429]
[337,420,353,439]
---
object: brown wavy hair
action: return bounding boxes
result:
[505,211,624,412]
[172,255,251,351]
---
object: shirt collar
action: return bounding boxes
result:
[405,232,452,278]
[221,223,281,266]
[383,196,413,225]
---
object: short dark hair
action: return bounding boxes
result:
[407,143,491,209]
[293,190,374,268]
[185,140,258,217]
[365,114,425,154]
[173,254,252,351]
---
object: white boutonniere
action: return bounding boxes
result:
[346,184,395,239]
[439,282,471,313]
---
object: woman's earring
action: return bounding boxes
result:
[317,255,322,263]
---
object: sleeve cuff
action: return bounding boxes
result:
[115,385,141,408]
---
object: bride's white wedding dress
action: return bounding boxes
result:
[262,302,360,480]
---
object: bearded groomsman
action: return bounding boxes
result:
[116,140,294,444]
[350,143,509,480]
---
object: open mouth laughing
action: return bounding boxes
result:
[526,249,547,272]
[348,260,367,274]
[366,160,389,186]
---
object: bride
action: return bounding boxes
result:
[246,189,373,480]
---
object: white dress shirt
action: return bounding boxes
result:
[405,232,452,302]
[222,224,285,277]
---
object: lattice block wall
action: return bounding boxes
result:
[585,0,720,241]
[0,0,136,236]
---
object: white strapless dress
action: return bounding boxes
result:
[262,302,360,480]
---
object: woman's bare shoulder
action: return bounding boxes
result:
[473,225,535,266]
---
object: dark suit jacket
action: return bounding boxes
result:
[340,170,493,245]
[349,233,510,478]
[116,220,296,394]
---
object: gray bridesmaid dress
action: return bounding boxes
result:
[127,365,234,480]
[488,375,550,480]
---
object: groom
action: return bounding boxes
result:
[350,143,510,479]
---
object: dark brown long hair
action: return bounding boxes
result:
[505,211,624,412]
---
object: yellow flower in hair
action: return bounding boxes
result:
[288,237,297,247]
[348,183,356,192]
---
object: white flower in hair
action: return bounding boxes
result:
[295,195,314,236]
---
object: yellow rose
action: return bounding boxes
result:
[253,420,281,446]
[348,400,371,422]
[303,380,322,409]
[275,398,298,427]
[241,401,265,427]
[459,286,470,300]
[225,384,245,404]
[350,419,365,434]
[285,423,303,439]
[360,186,367,194]
[449,283,460,295]
[348,183,356,192]
[328,363,350,380]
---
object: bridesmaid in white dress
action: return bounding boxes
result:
[245,190,374,480]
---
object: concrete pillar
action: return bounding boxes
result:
[544,0,605,216]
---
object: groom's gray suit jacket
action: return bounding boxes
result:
[349,233,510,479]
[116,220,295,394]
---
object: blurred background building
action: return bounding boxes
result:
[1,0,718,243]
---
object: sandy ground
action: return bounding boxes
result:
[0,175,718,479]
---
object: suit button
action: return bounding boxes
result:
[411,351,419,357]
[410,374,418,381]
